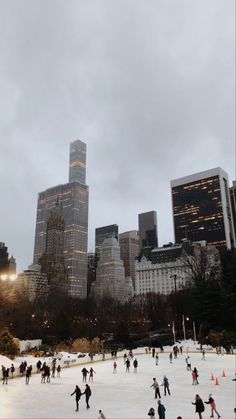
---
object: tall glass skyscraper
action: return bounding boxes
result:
[138,211,158,250]
[33,140,89,298]
[171,168,235,250]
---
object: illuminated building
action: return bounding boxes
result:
[171,168,235,250]
[91,238,133,302]
[33,140,88,298]
[119,230,139,288]
[230,181,236,237]
[0,242,16,276]
[138,211,158,250]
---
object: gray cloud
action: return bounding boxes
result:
[0,0,235,270]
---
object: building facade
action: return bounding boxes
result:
[38,200,69,293]
[138,211,158,250]
[33,140,89,298]
[91,238,133,303]
[171,168,235,250]
[18,265,48,302]
[95,224,119,257]
[230,181,236,237]
[119,230,139,287]
[135,241,221,296]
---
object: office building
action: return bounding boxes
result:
[95,224,119,258]
[171,168,235,250]
[33,140,89,298]
[18,265,48,302]
[138,211,158,250]
[119,230,139,287]
[91,238,133,302]
[39,199,68,293]
[230,181,236,236]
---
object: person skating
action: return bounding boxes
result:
[57,365,61,377]
[36,360,42,373]
[155,354,159,366]
[71,385,82,412]
[201,349,206,360]
[133,358,138,373]
[98,409,106,419]
[157,400,166,419]
[113,361,117,373]
[162,376,170,396]
[148,407,155,418]
[204,394,221,418]
[150,378,161,399]
[89,367,96,381]
[125,358,130,372]
[193,367,199,384]
[192,394,205,419]
[25,365,32,384]
[82,384,91,409]
[192,370,198,385]
[169,353,173,363]
[10,364,15,378]
[152,347,156,358]
[2,367,9,385]
[186,356,191,371]
[81,367,89,382]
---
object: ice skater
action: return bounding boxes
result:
[192,394,205,419]
[148,407,155,418]
[192,370,198,385]
[57,364,61,377]
[193,367,199,384]
[201,349,206,360]
[157,400,166,419]
[155,354,159,365]
[82,384,91,409]
[161,376,170,396]
[71,385,82,412]
[81,367,89,382]
[89,367,96,381]
[125,358,130,372]
[113,361,117,373]
[150,378,161,399]
[98,409,106,419]
[133,358,138,373]
[204,394,221,418]
[169,352,173,363]
[25,365,32,384]
[10,364,15,378]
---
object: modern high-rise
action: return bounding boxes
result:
[119,230,139,287]
[171,168,235,250]
[91,238,132,302]
[95,224,119,258]
[230,181,236,237]
[33,140,89,298]
[138,211,158,250]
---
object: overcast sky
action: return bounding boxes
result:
[0,0,235,272]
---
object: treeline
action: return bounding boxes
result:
[0,250,235,348]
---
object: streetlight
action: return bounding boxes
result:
[0,274,17,281]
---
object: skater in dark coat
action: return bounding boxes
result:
[162,376,170,396]
[125,358,130,372]
[133,358,138,373]
[81,367,89,382]
[10,364,15,378]
[157,400,166,419]
[57,365,61,377]
[25,366,32,384]
[2,368,9,384]
[148,407,155,417]
[71,385,82,411]
[82,384,91,409]
[36,360,42,373]
[192,394,205,419]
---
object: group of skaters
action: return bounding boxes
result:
[1,362,33,384]
[146,345,223,419]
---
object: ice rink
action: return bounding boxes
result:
[0,349,235,418]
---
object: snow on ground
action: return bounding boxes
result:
[0,346,235,419]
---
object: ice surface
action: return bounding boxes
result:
[0,343,235,418]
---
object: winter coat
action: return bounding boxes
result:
[192,399,205,413]
[205,397,216,409]
[71,387,82,400]
[157,403,166,418]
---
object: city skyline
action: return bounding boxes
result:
[0,0,234,272]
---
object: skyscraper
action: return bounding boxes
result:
[171,168,235,250]
[230,181,236,237]
[91,238,132,302]
[33,140,89,298]
[0,242,16,276]
[95,224,119,258]
[138,211,158,250]
[119,230,139,287]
